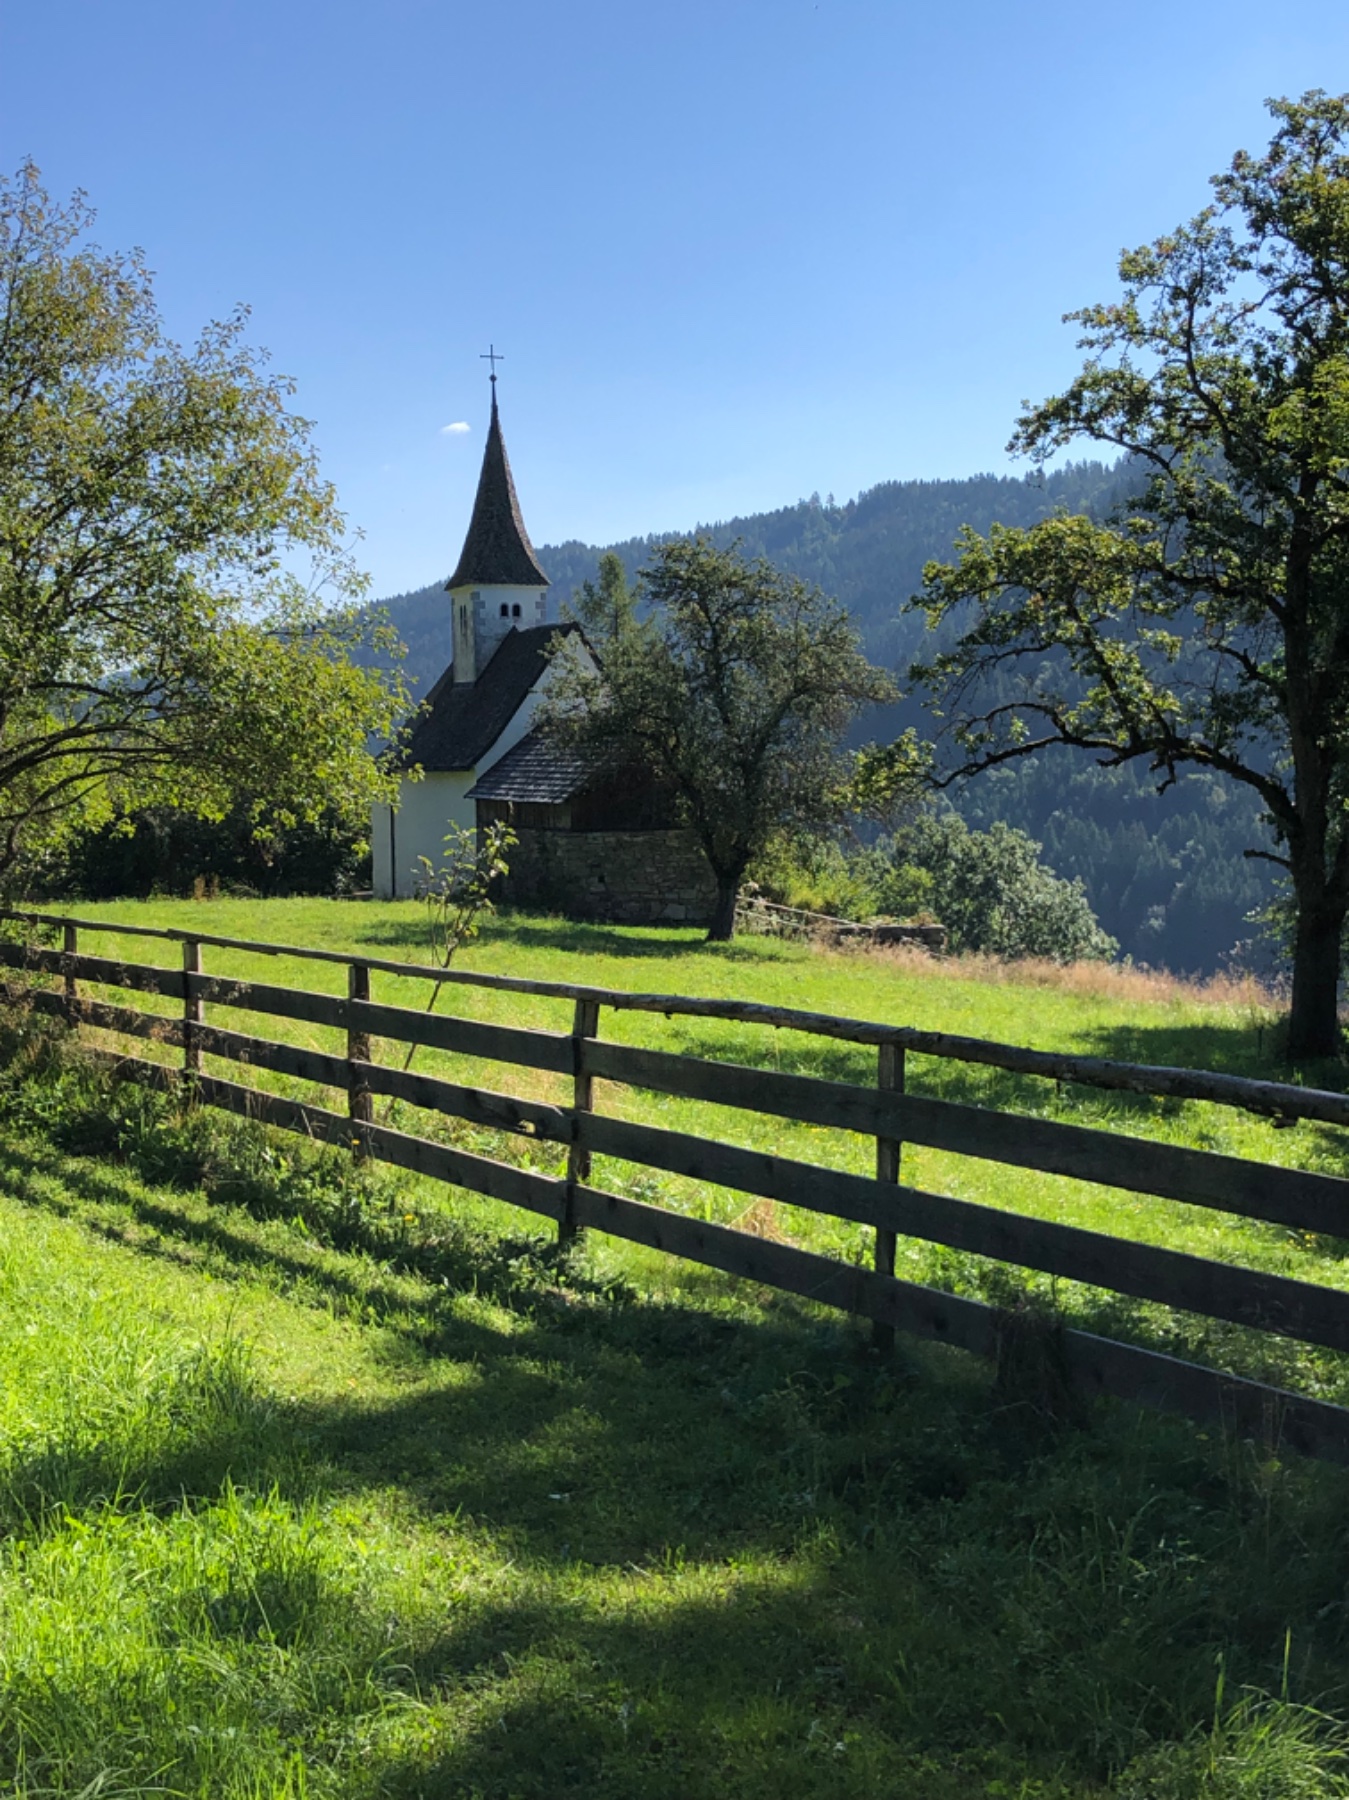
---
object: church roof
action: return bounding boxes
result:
[397,622,578,773]
[465,728,592,804]
[445,396,550,590]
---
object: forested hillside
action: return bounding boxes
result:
[376,462,1277,973]
[378,461,1128,689]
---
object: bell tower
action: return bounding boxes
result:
[445,351,550,683]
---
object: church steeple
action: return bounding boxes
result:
[445,385,550,591]
[444,359,552,684]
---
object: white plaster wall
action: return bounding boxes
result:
[371,772,477,899]
[371,801,394,898]
[448,584,549,681]
[369,636,598,898]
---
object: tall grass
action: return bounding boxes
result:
[861,942,1283,1012]
[1117,1672,1349,1798]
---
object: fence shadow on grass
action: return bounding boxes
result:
[0,1138,441,1327]
[0,1130,944,1546]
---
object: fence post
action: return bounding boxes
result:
[348,962,373,1159]
[182,939,202,1088]
[62,923,79,1026]
[562,997,601,1248]
[873,1040,905,1351]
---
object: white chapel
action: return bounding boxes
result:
[370,379,582,899]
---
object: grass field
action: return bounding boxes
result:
[3,898,1349,1795]
[26,895,1349,1399]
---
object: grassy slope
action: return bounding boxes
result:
[3,900,1349,1796]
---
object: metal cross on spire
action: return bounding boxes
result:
[480,343,504,392]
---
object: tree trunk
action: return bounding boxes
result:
[706,872,742,942]
[1287,891,1346,1061]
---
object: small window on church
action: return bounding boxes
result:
[500,603,509,618]
[512,603,522,618]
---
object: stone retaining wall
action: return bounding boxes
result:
[502,827,717,925]
[834,921,947,951]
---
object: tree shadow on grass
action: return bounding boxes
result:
[372,1562,992,1800]
[636,1020,1187,1133]
[355,910,799,968]
[238,1313,1349,1796]
[1076,1018,1349,1180]
[11,1126,1349,1795]
[1081,1016,1348,1090]
[673,1008,1349,1136]
[95,1306,1349,1798]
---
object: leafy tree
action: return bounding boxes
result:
[910,92,1349,1057]
[0,162,404,881]
[566,549,638,643]
[955,756,1275,974]
[875,814,1117,962]
[39,801,370,900]
[543,537,897,939]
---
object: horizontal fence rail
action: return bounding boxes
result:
[4,906,1349,1463]
[3,907,1347,1123]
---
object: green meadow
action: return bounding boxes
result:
[35,895,1349,1398]
[3,897,1349,1796]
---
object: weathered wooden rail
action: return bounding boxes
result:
[4,906,1349,1461]
[735,893,947,952]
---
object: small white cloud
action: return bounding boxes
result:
[440,421,470,436]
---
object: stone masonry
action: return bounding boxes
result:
[502,826,718,925]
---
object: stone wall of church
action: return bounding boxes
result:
[500,826,718,925]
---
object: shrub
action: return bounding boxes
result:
[751,811,1116,960]
[876,813,1118,961]
[745,835,891,920]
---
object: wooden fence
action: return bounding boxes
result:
[4,905,1349,1462]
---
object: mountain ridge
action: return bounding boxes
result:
[373,460,1129,696]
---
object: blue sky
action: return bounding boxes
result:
[3,1,1347,597]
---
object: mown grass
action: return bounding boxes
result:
[3,900,1349,1794]
[22,894,1349,1401]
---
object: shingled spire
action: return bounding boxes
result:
[445,391,550,591]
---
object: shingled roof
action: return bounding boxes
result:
[465,728,592,804]
[397,623,578,773]
[445,396,550,590]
